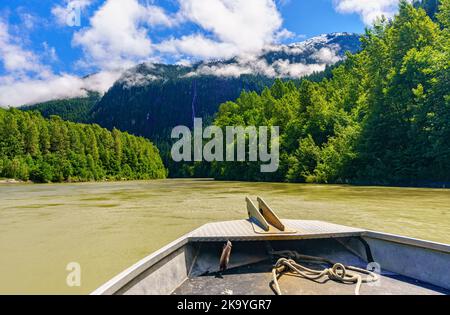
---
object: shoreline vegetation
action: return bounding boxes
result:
[0,177,163,185]
[0,177,449,190]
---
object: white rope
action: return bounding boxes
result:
[270,251,379,295]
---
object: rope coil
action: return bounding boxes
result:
[270,251,379,295]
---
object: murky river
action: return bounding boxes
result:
[0,179,449,294]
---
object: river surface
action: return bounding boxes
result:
[0,179,449,294]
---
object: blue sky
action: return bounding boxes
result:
[0,0,405,106]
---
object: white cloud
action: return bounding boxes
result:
[181,0,282,53]
[73,0,153,70]
[0,21,50,77]
[74,0,291,64]
[312,47,341,64]
[274,28,297,42]
[333,0,411,25]
[273,59,325,77]
[157,34,239,60]
[118,64,161,89]
[83,70,122,93]
[0,75,89,107]
[42,42,59,62]
[145,5,178,27]
[61,0,294,70]
[17,10,40,30]
[185,34,345,79]
[189,58,326,79]
[52,0,94,26]
[0,18,121,107]
[0,71,121,107]
[186,47,340,79]
[72,0,177,70]
[188,63,254,78]
[156,0,287,60]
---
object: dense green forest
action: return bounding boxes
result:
[192,0,450,186]
[0,108,166,183]
[21,92,101,123]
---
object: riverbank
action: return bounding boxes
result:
[2,175,450,190]
[0,177,165,185]
[0,178,30,184]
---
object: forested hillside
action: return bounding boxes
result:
[93,65,273,140]
[204,0,450,186]
[21,92,101,123]
[0,108,166,183]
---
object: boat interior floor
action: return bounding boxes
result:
[172,238,449,296]
[173,260,448,295]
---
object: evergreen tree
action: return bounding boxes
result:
[0,108,166,183]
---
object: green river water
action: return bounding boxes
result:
[0,179,449,294]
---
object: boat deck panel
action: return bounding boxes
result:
[188,220,365,241]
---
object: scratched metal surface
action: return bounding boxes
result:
[189,220,365,241]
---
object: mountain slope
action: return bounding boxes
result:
[22,92,101,123]
[92,66,273,140]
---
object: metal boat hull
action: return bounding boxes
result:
[92,220,450,295]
